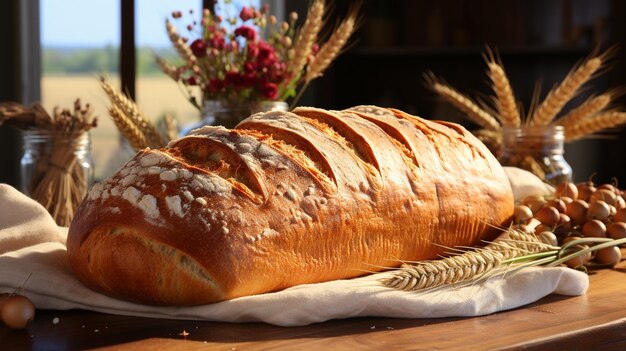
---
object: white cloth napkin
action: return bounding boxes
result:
[0,168,588,327]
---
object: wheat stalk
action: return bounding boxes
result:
[156,57,181,81]
[383,230,551,291]
[100,77,165,148]
[165,19,197,66]
[163,114,179,142]
[531,56,603,126]
[427,74,501,131]
[486,58,521,127]
[565,111,626,142]
[556,93,612,129]
[109,105,148,151]
[304,3,360,82]
[289,0,326,78]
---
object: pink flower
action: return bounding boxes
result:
[260,81,278,99]
[239,6,253,21]
[190,39,207,57]
[234,25,257,41]
[311,43,320,55]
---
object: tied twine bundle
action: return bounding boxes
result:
[0,100,98,226]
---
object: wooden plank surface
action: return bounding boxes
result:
[2,263,626,350]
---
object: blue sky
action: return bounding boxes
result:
[41,0,202,48]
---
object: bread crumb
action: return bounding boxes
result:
[122,186,141,205]
[165,195,184,218]
[147,166,162,175]
[160,170,177,182]
[138,194,159,218]
[139,152,162,167]
[284,189,297,202]
[88,183,104,200]
[121,174,137,187]
[110,186,121,197]
[182,190,194,202]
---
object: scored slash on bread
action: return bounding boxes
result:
[67,106,514,305]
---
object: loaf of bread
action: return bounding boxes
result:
[67,106,514,305]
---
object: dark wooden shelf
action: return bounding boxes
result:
[348,45,595,58]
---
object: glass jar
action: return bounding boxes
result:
[499,126,573,186]
[20,130,94,226]
[180,100,289,135]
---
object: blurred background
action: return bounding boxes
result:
[1,0,625,186]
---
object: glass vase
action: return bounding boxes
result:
[180,100,289,135]
[20,130,94,226]
[499,126,573,186]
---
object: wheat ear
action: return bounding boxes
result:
[556,93,612,129]
[485,52,521,127]
[426,74,500,131]
[531,56,604,126]
[109,105,148,151]
[156,57,181,81]
[304,2,360,82]
[166,19,197,65]
[289,0,325,77]
[100,77,165,148]
[565,111,626,142]
[383,230,550,291]
[163,114,179,142]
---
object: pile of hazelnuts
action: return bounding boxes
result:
[513,180,626,268]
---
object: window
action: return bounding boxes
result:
[135,0,202,133]
[41,0,121,180]
[39,0,270,180]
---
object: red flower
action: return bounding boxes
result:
[208,35,226,50]
[208,79,224,93]
[247,43,259,58]
[239,6,253,21]
[225,71,245,88]
[190,39,207,57]
[234,25,257,41]
[243,62,256,74]
[256,41,276,67]
[260,81,278,99]
[186,76,198,86]
[243,73,257,88]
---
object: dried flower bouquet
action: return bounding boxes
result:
[158,0,361,110]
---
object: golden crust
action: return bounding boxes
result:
[67,106,514,305]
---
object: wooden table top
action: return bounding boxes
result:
[2,261,626,351]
